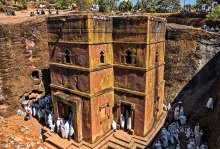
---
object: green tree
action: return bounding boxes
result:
[98,0,111,13]
[196,0,213,10]
[110,0,118,11]
[206,5,220,21]
[126,0,133,11]
[118,0,126,12]
[0,2,4,12]
[118,0,133,12]
[54,0,70,10]
[157,0,181,12]
[134,1,141,12]
[18,0,28,9]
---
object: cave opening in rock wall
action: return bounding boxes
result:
[32,71,39,79]
[25,96,29,100]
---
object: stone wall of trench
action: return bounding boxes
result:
[165,23,220,148]
[0,17,50,118]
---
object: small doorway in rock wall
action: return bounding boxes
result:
[57,101,72,120]
[121,104,132,131]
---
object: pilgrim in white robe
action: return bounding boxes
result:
[186,129,192,138]
[179,116,187,125]
[174,109,180,120]
[170,134,174,144]
[180,107,184,116]
[38,99,42,107]
[175,122,179,129]
[167,103,171,110]
[61,118,65,125]
[41,98,45,107]
[161,133,168,147]
[69,122,74,140]
[194,123,200,137]
[200,142,208,149]
[17,109,24,116]
[125,110,129,119]
[45,113,48,126]
[206,97,213,109]
[127,117,131,130]
[32,106,36,117]
[56,118,61,134]
[173,131,180,144]
[155,141,162,149]
[196,130,203,147]
[120,114,125,129]
[179,126,184,133]
[176,144,180,149]
[45,96,49,104]
[61,123,65,138]
[49,122,55,133]
[163,104,167,111]
[112,120,117,130]
[48,114,52,126]
[37,108,43,122]
[171,123,176,134]
[162,128,171,141]
[41,108,45,118]
[64,121,69,139]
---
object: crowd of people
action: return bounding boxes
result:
[154,97,213,149]
[5,8,15,16]
[201,24,219,32]
[17,94,74,141]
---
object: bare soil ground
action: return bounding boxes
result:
[0,9,73,24]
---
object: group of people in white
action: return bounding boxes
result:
[111,110,132,131]
[18,94,74,141]
[90,3,99,12]
[155,97,212,149]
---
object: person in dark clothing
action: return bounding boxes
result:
[49,8,52,14]
[215,26,219,32]
[202,23,207,30]
[56,9,59,14]
[11,10,15,16]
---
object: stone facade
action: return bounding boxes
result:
[47,14,166,143]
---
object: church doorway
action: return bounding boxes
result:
[120,103,134,131]
[57,101,72,120]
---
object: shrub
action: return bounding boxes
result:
[0,2,4,12]
[18,0,28,9]
[206,5,220,21]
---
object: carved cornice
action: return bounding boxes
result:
[48,40,165,45]
[50,84,113,99]
[49,62,113,72]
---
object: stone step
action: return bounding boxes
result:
[93,130,114,147]
[43,142,58,149]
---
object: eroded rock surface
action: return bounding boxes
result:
[165,23,220,148]
[0,18,50,118]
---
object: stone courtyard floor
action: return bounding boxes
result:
[0,111,167,149]
[0,116,48,149]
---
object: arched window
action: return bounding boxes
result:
[155,51,158,63]
[65,50,70,64]
[100,51,104,63]
[126,51,132,64]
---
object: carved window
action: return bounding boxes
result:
[100,51,104,63]
[65,50,70,64]
[126,51,132,64]
[155,51,158,63]
[122,49,136,65]
[157,21,161,28]
[100,102,110,119]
